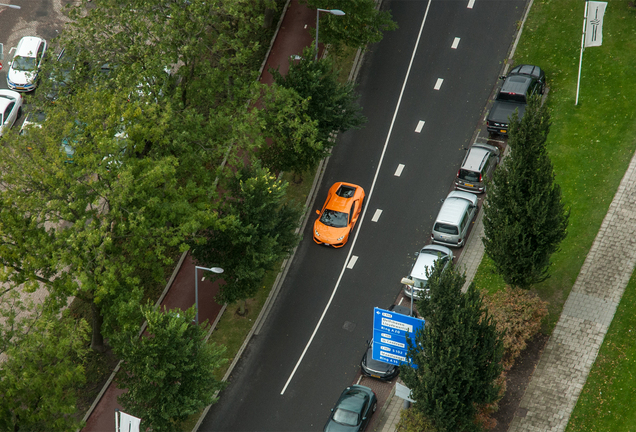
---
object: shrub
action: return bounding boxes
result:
[483,287,548,370]
[396,407,438,432]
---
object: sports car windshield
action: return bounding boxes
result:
[12,56,37,71]
[319,209,348,228]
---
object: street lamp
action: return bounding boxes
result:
[401,277,416,316]
[0,3,20,9]
[195,265,224,324]
[315,8,345,60]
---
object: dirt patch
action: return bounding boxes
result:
[491,333,550,432]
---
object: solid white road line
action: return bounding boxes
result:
[394,164,405,177]
[415,120,425,133]
[280,0,434,395]
[434,78,443,90]
[347,255,358,269]
[468,0,475,9]
[452,37,460,49]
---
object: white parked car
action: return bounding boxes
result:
[0,89,23,136]
[7,36,47,92]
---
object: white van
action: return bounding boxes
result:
[431,191,478,247]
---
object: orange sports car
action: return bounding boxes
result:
[313,182,366,248]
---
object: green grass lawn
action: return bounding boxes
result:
[473,0,636,331]
[566,271,636,432]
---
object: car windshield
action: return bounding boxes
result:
[12,55,36,71]
[320,209,348,228]
[459,169,480,182]
[412,277,427,288]
[333,408,359,426]
[434,223,458,235]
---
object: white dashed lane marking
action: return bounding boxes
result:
[347,255,358,269]
[394,164,405,177]
[468,0,475,8]
[434,78,443,90]
[371,209,383,222]
[415,120,425,133]
[452,37,460,49]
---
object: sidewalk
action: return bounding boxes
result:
[81,253,224,431]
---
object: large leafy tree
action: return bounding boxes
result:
[113,306,226,432]
[482,95,569,289]
[0,308,90,432]
[401,262,503,432]
[302,0,398,52]
[263,47,366,174]
[0,89,216,351]
[190,166,302,311]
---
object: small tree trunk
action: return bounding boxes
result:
[238,299,246,316]
[263,7,275,29]
[91,302,107,353]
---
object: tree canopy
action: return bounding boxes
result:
[114,306,226,432]
[190,166,302,307]
[401,261,503,432]
[482,95,569,289]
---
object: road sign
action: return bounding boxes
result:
[372,307,424,366]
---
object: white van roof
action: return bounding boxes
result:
[436,191,478,225]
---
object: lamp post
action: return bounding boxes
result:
[0,3,20,8]
[401,277,415,316]
[195,265,224,324]
[315,8,345,60]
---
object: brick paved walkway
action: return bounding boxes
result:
[508,147,636,431]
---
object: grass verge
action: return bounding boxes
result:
[565,269,636,431]
[473,0,636,332]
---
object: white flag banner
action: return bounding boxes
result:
[584,1,607,48]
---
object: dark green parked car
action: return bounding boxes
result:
[324,385,377,432]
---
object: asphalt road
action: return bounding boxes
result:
[200,0,526,431]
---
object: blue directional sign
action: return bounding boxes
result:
[372,307,425,366]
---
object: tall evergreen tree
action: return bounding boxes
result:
[482,95,569,289]
[401,262,503,432]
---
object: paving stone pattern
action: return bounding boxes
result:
[508,150,636,432]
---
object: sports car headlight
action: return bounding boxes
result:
[314,230,320,236]
[337,235,345,241]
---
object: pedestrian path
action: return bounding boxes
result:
[508,140,636,431]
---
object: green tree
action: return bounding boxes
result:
[258,85,322,175]
[0,89,217,352]
[0,309,89,432]
[113,306,226,432]
[482,95,569,289]
[263,47,366,174]
[190,166,302,313]
[302,0,398,52]
[401,262,504,432]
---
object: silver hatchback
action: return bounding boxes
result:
[431,191,478,248]
[403,244,454,300]
[455,143,500,193]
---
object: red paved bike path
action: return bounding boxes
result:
[82,1,316,430]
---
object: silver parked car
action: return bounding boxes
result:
[403,244,454,300]
[455,143,500,193]
[431,191,478,247]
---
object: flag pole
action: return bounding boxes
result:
[575,1,589,106]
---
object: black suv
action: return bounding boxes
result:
[486,64,545,135]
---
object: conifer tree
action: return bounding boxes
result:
[483,95,569,288]
[401,262,503,432]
